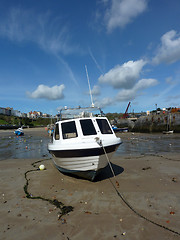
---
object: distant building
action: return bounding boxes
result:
[0,107,11,116]
[0,107,43,118]
[37,111,43,117]
[21,113,27,118]
[0,107,6,115]
[171,107,180,113]
[11,109,22,117]
[27,111,44,118]
[28,111,37,118]
[43,113,50,118]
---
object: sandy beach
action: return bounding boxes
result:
[0,128,180,240]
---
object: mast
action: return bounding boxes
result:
[85,65,94,107]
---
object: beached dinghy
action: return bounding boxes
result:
[48,107,122,181]
[14,127,24,136]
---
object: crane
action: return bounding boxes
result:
[123,102,131,118]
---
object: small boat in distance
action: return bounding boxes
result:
[163,130,174,134]
[14,127,24,136]
[48,106,122,181]
[112,125,128,133]
[163,113,174,134]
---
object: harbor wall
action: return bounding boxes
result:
[117,113,180,133]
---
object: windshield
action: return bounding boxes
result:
[80,119,97,136]
[61,121,78,139]
[96,119,113,134]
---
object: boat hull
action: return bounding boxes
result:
[49,143,120,181]
[52,155,109,181]
[54,164,97,181]
[14,130,24,136]
[163,130,174,134]
[113,127,128,133]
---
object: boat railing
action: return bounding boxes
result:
[57,106,105,121]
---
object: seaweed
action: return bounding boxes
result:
[23,162,74,219]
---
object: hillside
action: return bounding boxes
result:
[0,114,55,128]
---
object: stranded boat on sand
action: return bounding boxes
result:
[48,107,122,181]
[14,127,24,136]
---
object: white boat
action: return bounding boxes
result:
[163,130,174,134]
[163,113,174,134]
[48,107,122,181]
[14,127,24,136]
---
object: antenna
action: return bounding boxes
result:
[85,65,94,107]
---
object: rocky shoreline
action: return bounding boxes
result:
[116,113,180,133]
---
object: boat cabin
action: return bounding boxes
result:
[53,117,113,142]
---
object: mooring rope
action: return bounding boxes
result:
[95,137,118,183]
[97,138,180,237]
[110,179,180,236]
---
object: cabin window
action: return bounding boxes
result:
[80,119,97,136]
[54,123,60,140]
[61,121,78,139]
[96,119,113,134]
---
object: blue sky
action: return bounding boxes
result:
[0,0,180,115]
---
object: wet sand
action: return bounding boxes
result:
[0,128,180,240]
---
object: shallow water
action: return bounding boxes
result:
[0,132,180,160]
[116,133,180,156]
[0,134,51,160]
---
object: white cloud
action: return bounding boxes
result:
[92,85,101,96]
[98,60,146,89]
[27,84,65,100]
[105,0,148,32]
[116,78,158,102]
[94,97,114,108]
[0,7,77,55]
[134,78,158,90]
[165,76,175,85]
[94,77,158,107]
[152,30,180,64]
[116,88,136,101]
